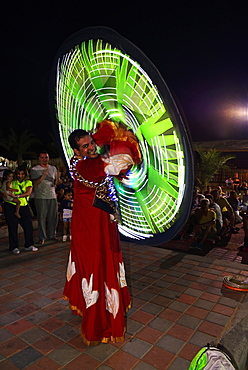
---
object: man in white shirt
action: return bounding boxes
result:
[31,151,59,244]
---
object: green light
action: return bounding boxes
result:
[54,38,188,240]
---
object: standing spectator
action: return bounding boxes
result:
[57,187,65,205]
[1,169,21,218]
[31,151,58,244]
[2,166,38,254]
[59,189,73,241]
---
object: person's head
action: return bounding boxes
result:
[230,190,237,199]
[211,189,219,201]
[58,188,65,196]
[216,186,223,193]
[205,194,213,204]
[64,190,73,200]
[68,129,97,159]
[39,151,49,166]
[15,166,28,183]
[200,198,210,210]
[3,169,14,181]
[196,194,205,204]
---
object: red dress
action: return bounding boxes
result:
[63,155,131,345]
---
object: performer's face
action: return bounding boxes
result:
[74,135,97,158]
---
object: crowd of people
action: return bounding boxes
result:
[0,151,74,254]
[2,159,248,256]
[183,181,248,251]
[1,139,248,346]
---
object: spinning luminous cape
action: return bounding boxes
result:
[50,27,193,245]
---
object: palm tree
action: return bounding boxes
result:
[0,128,42,165]
[194,147,235,192]
[45,131,60,158]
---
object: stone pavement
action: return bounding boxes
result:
[1,228,248,369]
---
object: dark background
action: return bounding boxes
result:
[2,1,248,144]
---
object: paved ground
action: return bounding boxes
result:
[1,224,248,369]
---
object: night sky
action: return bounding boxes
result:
[2,1,248,142]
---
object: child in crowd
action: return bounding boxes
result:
[57,187,65,205]
[1,170,21,218]
[59,190,73,241]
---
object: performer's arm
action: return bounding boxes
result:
[101,154,134,176]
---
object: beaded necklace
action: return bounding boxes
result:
[70,156,118,214]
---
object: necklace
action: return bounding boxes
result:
[70,155,118,208]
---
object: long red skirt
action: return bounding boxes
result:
[63,158,131,345]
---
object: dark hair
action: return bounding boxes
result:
[200,198,210,207]
[211,189,219,196]
[2,169,13,180]
[64,189,73,196]
[68,129,89,150]
[205,194,213,202]
[15,165,28,180]
[39,150,49,157]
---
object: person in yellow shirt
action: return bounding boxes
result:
[191,198,216,250]
[2,166,38,254]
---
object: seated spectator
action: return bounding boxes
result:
[192,187,205,209]
[227,190,242,224]
[233,177,240,192]
[203,185,212,196]
[191,198,217,250]
[239,181,248,195]
[240,215,248,252]
[216,185,225,195]
[212,189,236,233]
[240,189,248,211]
[225,177,233,189]
[205,194,223,234]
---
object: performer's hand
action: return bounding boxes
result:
[110,214,118,223]
[100,145,110,159]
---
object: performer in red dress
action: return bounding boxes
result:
[63,121,141,345]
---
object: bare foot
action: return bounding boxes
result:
[15,213,21,219]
